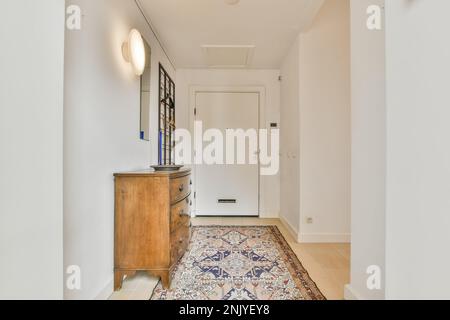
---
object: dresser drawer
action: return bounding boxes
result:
[170,175,191,204]
[170,225,191,265]
[114,168,192,291]
[171,196,191,232]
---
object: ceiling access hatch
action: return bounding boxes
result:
[201,45,255,68]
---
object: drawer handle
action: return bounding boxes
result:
[179,184,184,192]
[179,210,190,217]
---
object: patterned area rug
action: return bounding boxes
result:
[151,226,325,300]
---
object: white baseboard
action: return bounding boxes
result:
[298,233,351,243]
[344,284,363,300]
[259,211,280,219]
[95,278,113,300]
[279,216,299,241]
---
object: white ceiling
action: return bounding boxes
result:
[138,0,324,69]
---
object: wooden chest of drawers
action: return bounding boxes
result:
[113,169,192,290]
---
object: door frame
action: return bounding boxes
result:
[189,86,266,217]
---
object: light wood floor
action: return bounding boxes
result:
[109,217,350,300]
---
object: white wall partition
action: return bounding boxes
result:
[280,38,301,235]
[280,0,351,243]
[0,0,65,299]
[297,0,351,243]
[64,0,175,299]
[348,0,450,300]
[346,0,386,300]
[384,0,450,300]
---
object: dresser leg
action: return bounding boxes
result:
[114,271,124,291]
[152,271,170,289]
[160,272,170,289]
[115,270,137,291]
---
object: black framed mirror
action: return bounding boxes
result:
[158,64,175,165]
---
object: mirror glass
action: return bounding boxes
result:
[140,38,151,141]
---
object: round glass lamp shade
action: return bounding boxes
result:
[122,29,146,76]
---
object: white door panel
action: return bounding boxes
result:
[195,92,259,216]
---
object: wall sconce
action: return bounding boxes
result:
[122,29,146,76]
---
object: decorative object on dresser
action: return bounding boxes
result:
[114,168,192,291]
[151,164,183,172]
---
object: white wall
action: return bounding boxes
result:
[298,0,351,243]
[384,0,450,300]
[346,0,386,300]
[280,0,351,243]
[349,0,450,300]
[0,0,65,299]
[280,39,301,234]
[64,0,175,299]
[176,69,281,218]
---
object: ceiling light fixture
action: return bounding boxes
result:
[122,29,146,76]
[225,0,240,5]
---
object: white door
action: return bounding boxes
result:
[195,92,259,217]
